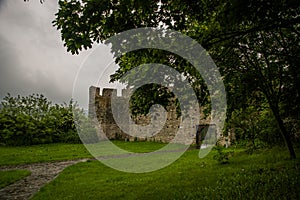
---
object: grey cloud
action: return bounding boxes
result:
[0,0,6,10]
[0,0,115,107]
[0,36,21,96]
[0,35,70,104]
[0,1,74,104]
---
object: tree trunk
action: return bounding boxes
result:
[270,104,296,159]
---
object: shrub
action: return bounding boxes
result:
[0,94,82,145]
[213,146,234,164]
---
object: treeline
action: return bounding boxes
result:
[0,94,81,146]
[0,92,299,148]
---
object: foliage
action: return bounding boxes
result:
[53,0,211,119]
[209,0,299,158]
[0,170,31,189]
[213,146,234,164]
[217,22,300,158]
[227,103,283,148]
[0,94,82,146]
[130,83,180,117]
[52,0,300,157]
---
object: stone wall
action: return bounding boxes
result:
[88,86,217,144]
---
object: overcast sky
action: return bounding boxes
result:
[0,0,123,109]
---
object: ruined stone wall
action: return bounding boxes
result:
[89,86,216,144]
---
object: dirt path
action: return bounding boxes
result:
[0,159,88,200]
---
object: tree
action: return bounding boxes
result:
[227,97,283,148]
[219,29,299,158]
[0,94,81,145]
[53,0,299,158]
[211,1,300,158]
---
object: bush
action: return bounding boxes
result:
[213,146,234,164]
[0,93,82,145]
[226,105,283,148]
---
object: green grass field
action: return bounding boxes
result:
[0,141,167,166]
[0,142,299,199]
[0,170,31,189]
[0,143,92,166]
[29,145,299,199]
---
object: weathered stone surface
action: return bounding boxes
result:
[88,86,217,144]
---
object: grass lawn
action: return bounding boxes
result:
[112,140,167,153]
[0,141,167,166]
[0,170,31,189]
[0,143,92,166]
[30,145,299,200]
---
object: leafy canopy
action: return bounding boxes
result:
[52,0,300,158]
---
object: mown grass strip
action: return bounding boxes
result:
[0,170,31,189]
[0,143,92,166]
[0,141,167,166]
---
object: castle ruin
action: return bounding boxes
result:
[88,86,218,145]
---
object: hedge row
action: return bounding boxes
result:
[0,94,81,146]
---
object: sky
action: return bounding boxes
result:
[0,0,123,109]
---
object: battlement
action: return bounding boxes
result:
[89,86,130,98]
